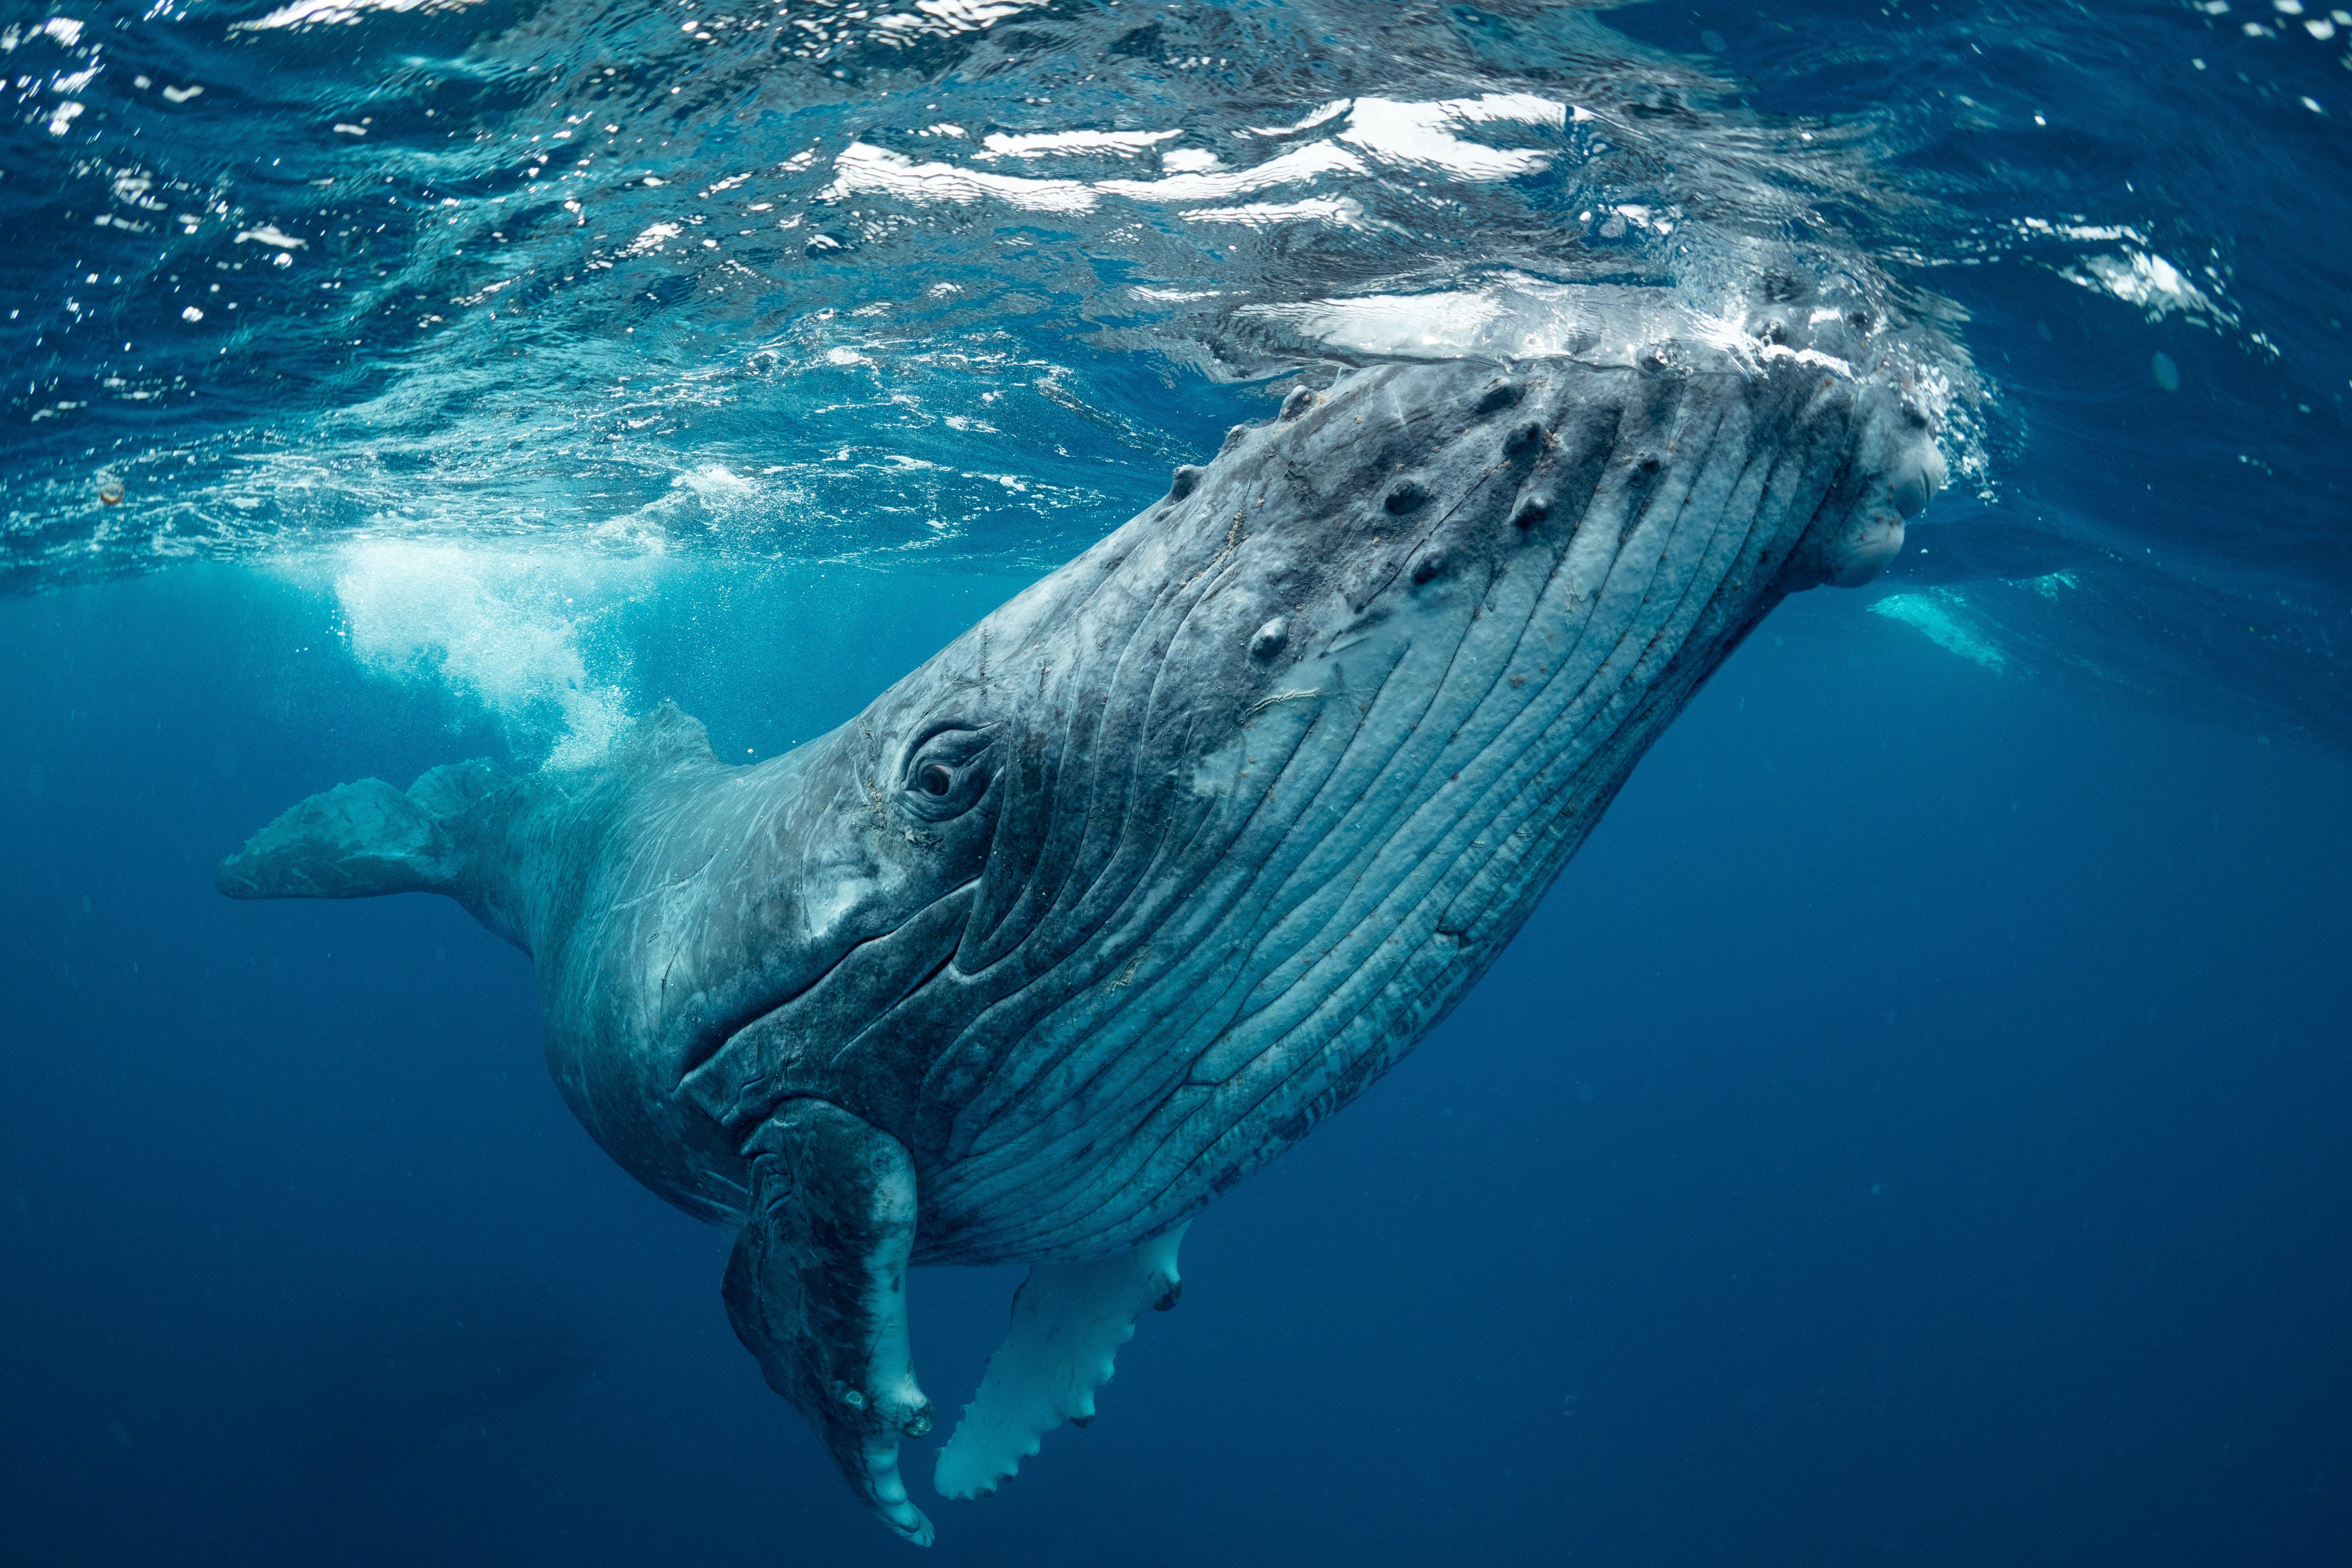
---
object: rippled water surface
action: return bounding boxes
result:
[5,0,2348,746]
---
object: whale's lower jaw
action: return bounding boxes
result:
[900,352,1923,1266]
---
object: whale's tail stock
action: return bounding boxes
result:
[216,756,523,934]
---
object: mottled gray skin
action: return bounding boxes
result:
[222,299,1943,1540]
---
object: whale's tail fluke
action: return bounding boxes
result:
[217,758,513,905]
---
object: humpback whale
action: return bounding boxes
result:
[221,291,1945,1543]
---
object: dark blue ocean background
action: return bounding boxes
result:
[3,1,2349,1564]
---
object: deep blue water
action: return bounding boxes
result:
[3,1,2350,1565]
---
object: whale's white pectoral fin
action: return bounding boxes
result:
[933,1223,1189,1501]
[723,1100,937,1547]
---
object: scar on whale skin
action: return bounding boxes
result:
[219,285,1948,1544]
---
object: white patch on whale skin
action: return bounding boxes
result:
[797,866,902,957]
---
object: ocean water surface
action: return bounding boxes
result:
[3,1,2349,1564]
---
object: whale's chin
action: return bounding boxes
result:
[1822,508,1907,588]
[1816,430,1945,588]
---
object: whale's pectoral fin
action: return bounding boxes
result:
[933,1223,1188,1502]
[723,1100,936,1547]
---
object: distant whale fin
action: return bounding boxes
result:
[215,758,512,902]
[932,1223,1188,1502]
[724,1099,937,1547]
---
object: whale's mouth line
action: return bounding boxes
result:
[670,876,986,1099]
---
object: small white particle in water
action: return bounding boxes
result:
[181,306,202,322]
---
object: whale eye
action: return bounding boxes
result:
[901,727,993,821]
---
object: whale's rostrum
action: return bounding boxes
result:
[220,287,1947,1544]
